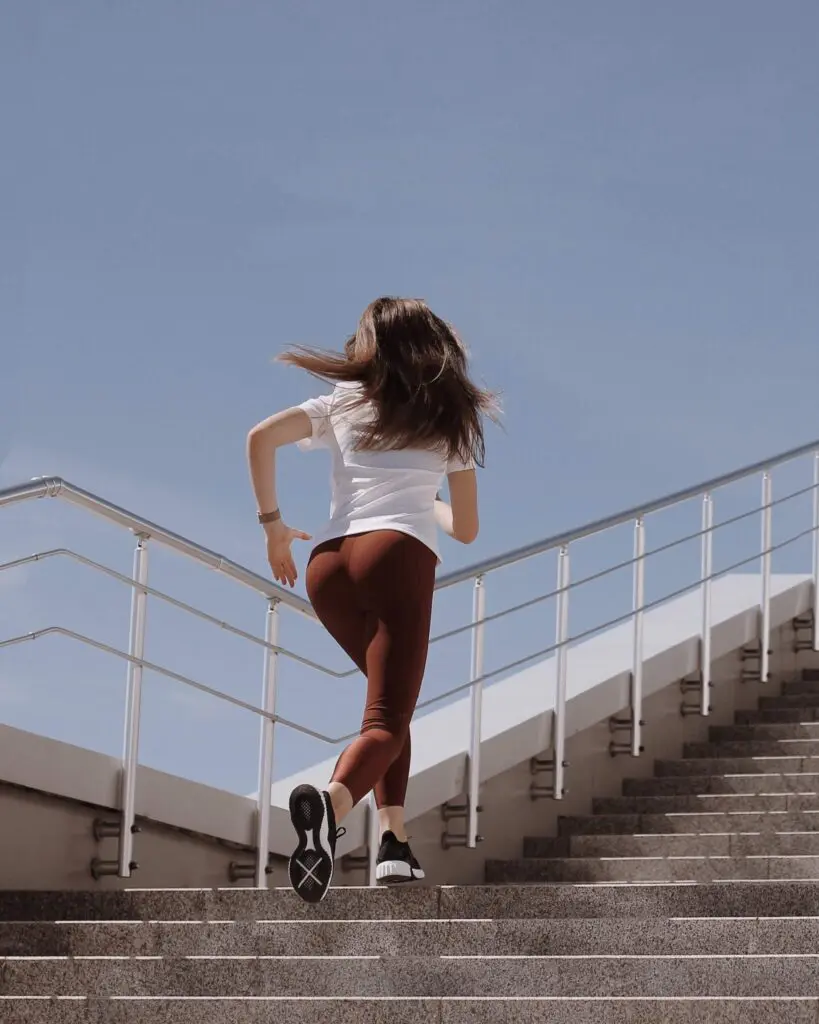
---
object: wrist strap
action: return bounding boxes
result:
[258,509,282,525]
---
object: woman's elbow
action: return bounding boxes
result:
[455,522,479,545]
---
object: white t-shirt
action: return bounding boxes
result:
[298,383,474,560]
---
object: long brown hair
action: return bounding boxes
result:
[278,297,497,467]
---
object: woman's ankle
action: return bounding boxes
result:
[378,805,407,843]
[326,781,354,826]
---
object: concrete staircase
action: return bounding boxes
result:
[4,673,819,1022]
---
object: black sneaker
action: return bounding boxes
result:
[288,784,345,904]
[375,831,425,884]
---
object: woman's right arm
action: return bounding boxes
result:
[435,469,479,545]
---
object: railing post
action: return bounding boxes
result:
[813,452,819,653]
[631,518,646,756]
[467,575,487,848]
[367,791,380,887]
[700,494,713,715]
[760,472,773,683]
[119,534,149,878]
[553,545,570,799]
[254,599,280,888]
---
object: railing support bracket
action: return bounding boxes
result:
[441,799,485,849]
[794,611,815,654]
[530,754,569,800]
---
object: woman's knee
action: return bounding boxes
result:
[361,713,411,750]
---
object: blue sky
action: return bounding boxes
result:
[2,1,819,795]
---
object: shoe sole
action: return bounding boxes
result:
[288,785,333,904]
[376,859,425,884]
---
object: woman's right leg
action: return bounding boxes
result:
[291,533,434,901]
[309,532,432,827]
[327,531,437,808]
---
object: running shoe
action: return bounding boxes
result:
[288,784,345,903]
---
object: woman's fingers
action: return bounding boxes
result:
[267,534,307,587]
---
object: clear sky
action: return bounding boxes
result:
[2,1,819,795]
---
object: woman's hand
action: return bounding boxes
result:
[264,519,312,588]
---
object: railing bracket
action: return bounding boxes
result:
[740,640,773,682]
[93,819,121,842]
[529,754,569,800]
[229,858,272,884]
[680,675,712,717]
[90,858,137,881]
[441,798,484,848]
[608,710,645,757]
[794,611,815,653]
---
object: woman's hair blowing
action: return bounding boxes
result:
[278,297,497,466]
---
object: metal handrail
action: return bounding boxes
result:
[5,523,812,750]
[2,436,819,886]
[435,436,819,588]
[0,548,357,679]
[2,469,815,661]
[0,477,315,617]
[1,434,817,601]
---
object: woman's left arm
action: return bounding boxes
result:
[247,408,314,588]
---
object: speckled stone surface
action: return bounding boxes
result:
[762,694,819,708]
[4,955,819,999]
[784,677,819,694]
[520,837,570,857]
[0,887,440,924]
[623,773,819,796]
[655,756,810,776]
[563,834,735,857]
[0,917,785,959]
[684,740,819,757]
[440,1000,819,1024]
[560,831,819,858]
[4,998,819,1024]
[439,881,819,919]
[736,708,819,724]
[591,793,815,815]
[560,811,819,835]
[485,856,772,885]
[711,723,819,741]
[756,918,819,953]
[1,999,440,1023]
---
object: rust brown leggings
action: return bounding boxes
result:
[306,530,437,808]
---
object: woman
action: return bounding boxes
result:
[247,296,494,903]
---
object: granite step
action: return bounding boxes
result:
[5,953,819,997]
[683,740,819,758]
[710,723,819,742]
[7,884,819,923]
[526,832,819,858]
[484,855,819,884]
[5,996,819,1024]
[736,708,819,724]
[558,810,819,836]
[655,756,816,776]
[760,695,819,710]
[593,793,819,815]
[784,678,819,695]
[7,916,818,958]
[623,773,819,797]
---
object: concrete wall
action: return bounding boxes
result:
[1,613,816,890]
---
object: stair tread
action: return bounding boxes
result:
[5,953,819,997]
[4,996,819,1024]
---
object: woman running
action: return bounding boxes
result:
[247,296,494,903]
